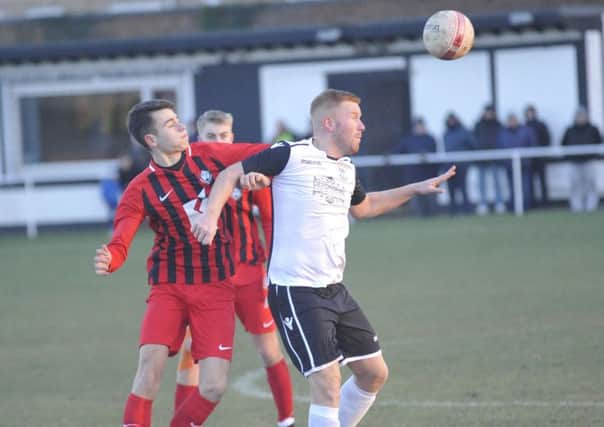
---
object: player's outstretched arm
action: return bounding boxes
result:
[94,244,112,276]
[190,162,245,245]
[350,166,456,219]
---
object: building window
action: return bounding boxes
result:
[21,92,139,164]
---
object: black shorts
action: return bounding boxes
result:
[268,282,381,377]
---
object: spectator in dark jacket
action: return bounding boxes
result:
[524,105,551,207]
[561,107,602,212]
[474,105,504,214]
[497,113,537,210]
[393,118,438,216]
[443,112,475,214]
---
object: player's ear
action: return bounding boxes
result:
[144,133,157,149]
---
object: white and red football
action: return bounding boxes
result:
[422,10,475,60]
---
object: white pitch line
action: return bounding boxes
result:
[232,368,309,402]
[232,368,604,408]
[378,400,604,408]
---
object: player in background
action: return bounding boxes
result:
[188,89,456,427]
[174,110,295,427]
[93,99,266,427]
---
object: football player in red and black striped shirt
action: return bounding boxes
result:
[93,99,266,427]
[174,110,294,427]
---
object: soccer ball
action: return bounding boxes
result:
[422,10,475,60]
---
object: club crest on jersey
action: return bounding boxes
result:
[231,187,242,201]
[200,170,213,184]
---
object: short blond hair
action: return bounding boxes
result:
[310,89,361,117]
[196,110,233,135]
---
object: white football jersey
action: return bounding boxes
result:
[244,139,360,287]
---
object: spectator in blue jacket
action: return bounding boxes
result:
[443,112,475,214]
[497,113,537,210]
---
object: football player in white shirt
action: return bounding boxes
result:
[191,89,455,427]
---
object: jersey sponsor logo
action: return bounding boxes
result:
[159,189,173,202]
[313,175,348,206]
[200,170,213,184]
[283,316,294,331]
[262,319,274,329]
[218,344,232,351]
[301,158,321,165]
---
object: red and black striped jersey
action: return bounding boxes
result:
[106,142,268,286]
[229,186,272,266]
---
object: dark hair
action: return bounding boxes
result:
[127,99,175,148]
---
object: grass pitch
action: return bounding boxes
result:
[1,210,603,426]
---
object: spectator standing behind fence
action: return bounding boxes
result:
[393,118,439,217]
[497,113,536,211]
[524,105,551,208]
[561,107,602,212]
[271,119,296,142]
[100,140,149,227]
[474,105,505,215]
[443,112,475,215]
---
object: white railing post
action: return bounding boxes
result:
[24,174,38,239]
[512,150,523,216]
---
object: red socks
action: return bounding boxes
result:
[266,358,294,424]
[170,391,217,427]
[174,384,198,414]
[123,393,153,427]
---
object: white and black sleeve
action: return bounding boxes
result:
[242,142,291,177]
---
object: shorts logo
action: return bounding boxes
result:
[373,335,378,342]
[262,319,274,328]
[283,316,294,331]
[218,344,232,351]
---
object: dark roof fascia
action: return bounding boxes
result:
[0,8,600,65]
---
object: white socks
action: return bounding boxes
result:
[309,404,340,427]
[338,377,377,427]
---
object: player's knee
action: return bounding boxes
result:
[310,371,341,406]
[358,360,389,391]
[373,360,389,387]
[198,376,228,402]
[133,347,167,398]
[258,345,283,367]
[312,381,340,406]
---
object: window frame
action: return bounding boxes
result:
[1,72,193,182]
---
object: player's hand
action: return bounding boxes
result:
[415,165,456,195]
[240,172,271,190]
[190,212,218,245]
[94,244,112,276]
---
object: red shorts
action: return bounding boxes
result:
[139,281,235,361]
[232,263,276,334]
